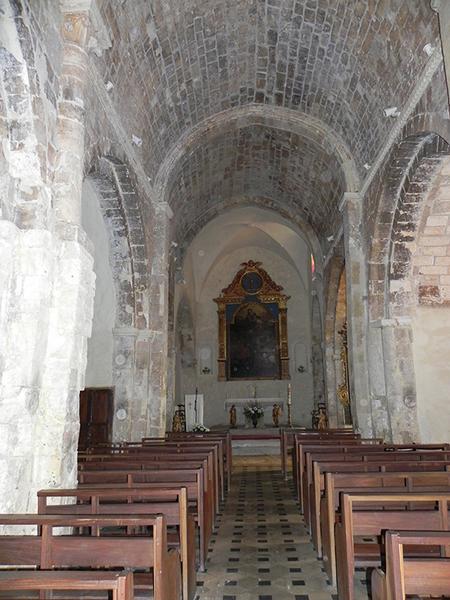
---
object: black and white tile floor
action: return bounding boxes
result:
[195,459,366,600]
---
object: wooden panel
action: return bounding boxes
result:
[51,536,155,568]
[404,559,450,596]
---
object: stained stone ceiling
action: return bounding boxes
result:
[167,125,345,244]
[95,0,440,243]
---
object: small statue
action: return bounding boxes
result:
[177,404,186,432]
[172,409,183,433]
[229,404,237,428]
[272,403,282,427]
[317,403,328,430]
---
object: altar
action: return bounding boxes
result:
[224,398,285,427]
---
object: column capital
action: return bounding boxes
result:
[113,327,157,341]
[370,316,412,329]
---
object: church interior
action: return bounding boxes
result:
[1,0,450,598]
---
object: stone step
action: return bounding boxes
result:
[232,438,280,455]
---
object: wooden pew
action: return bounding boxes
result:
[121,442,223,505]
[301,445,450,530]
[80,448,220,513]
[294,437,384,506]
[78,461,212,520]
[280,428,358,479]
[334,492,450,600]
[319,470,450,587]
[0,570,133,600]
[82,444,220,511]
[77,468,211,571]
[153,434,231,493]
[372,530,450,600]
[309,458,450,539]
[37,486,196,600]
[78,456,214,508]
[164,432,232,490]
[311,459,450,556]
[0,514,181,600]
[298,442,450,513]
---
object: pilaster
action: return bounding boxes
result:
[370,318,420,442]
[339,192,372,436]
[147,202,173,436]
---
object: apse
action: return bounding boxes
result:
[173,206,322,427]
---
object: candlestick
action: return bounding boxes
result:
[287,384,292,426]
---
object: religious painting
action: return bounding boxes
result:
[214,260,290,381]
[228,302,280,379]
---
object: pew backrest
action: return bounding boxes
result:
[372,530,450,600]
[0,514,180,600]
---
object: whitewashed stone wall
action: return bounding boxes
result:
[0,221,94,513]
[0,0,96,516]
[82,179,115,387]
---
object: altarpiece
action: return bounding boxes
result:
[214,261,290,381]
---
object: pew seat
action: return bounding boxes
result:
[0,570,133,600]
[335,493,450,600]
[0,514,181,600]
[372,530,450,600]
[37,486,195,600]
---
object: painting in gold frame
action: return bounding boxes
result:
[214,260,290,381]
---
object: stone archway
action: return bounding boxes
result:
[407,155,450,441]
[86,157,155,441]
[324,246,346,427]
[367,132,450,441]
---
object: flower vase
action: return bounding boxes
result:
[251,414,259,428]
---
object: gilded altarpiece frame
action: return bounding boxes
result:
[214,261,290,381]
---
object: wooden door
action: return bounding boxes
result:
[79,388,113,450]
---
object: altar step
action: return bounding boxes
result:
[232,437,280,456]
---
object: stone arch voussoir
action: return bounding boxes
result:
[90,156,149,330]
[369,132,449,321]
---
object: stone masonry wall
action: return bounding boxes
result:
[412,156,450,305]
[0,0,96,516]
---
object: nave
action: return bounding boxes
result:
[197,456,338,600]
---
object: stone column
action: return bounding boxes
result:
[112,327,153,442]
[367,321,392,441]
[432,0,450,108]
[147,202,173,436]
[339,192,372,436]
[53,5,90,227]
[35,1,95,494]
[324,344,339,427]
[372,318,420,443]
[311,291,325,406]
[0,2,95,516]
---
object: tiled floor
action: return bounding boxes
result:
[196,457,339,600]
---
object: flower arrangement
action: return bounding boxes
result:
[243,404,264,418]
[192,424,210,432]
